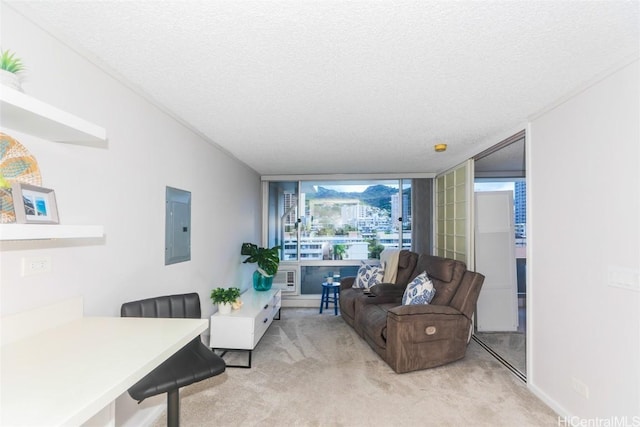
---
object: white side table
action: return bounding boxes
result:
[209,287,281,368]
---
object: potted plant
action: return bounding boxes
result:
[241,242,281,291]
[210,286,241,314]
[0,49,25,91]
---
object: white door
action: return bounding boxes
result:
[475,191,518,332]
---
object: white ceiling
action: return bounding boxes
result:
[6,1,639,176]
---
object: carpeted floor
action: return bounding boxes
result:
[474,298,527,376]
[474,331,526,375]
[152,308,557,427]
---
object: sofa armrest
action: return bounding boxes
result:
[371,283,406,298]
[387,304,461,317]
[385,304,471,373]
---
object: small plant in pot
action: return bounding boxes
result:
[241,242,281,291]
[210,287,241,314]
[0,49,25,92]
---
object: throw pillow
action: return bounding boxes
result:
[402,271,436,305]
[353,262,385,289]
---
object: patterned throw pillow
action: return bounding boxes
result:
[402,271,436,305]
[353,262,385,289]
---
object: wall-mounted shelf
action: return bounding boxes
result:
[0,87,106,143]
[0,224,104,241]
[0,87,106,242]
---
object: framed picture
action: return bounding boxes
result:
[11,182,59,224]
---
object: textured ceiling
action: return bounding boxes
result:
[6,1,639,176]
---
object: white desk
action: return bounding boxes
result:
[1,314,207,426]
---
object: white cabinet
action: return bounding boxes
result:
[0,87,106,241]
[210,288,281,367]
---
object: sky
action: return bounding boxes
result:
[474,182,515,192]
[320,181,516,193]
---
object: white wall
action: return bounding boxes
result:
[1,4,261,425]
[529,60,639,419]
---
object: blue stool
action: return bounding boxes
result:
[320,282,340,315]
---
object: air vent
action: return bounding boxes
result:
[273,268,298,293]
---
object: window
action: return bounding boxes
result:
[265,178,415,295]
[267,180,411,261]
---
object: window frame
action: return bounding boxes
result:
[261,174,433,262]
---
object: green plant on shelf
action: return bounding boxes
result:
[0,49,25,74]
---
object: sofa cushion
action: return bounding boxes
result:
[370,283,406,298]
[412,254,457,283]
[429,259,467,306]
[397,251,411,268]
[339,287,363,327]
[358,302,396,350]
[425,256,457,282]
[395,250,419,286]
[402,272,436,305]
[353,262,385,289]
[410,255,466,306]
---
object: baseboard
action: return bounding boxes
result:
[119,404,164,427]
[475,338,568,422]
[282,297,321,308]
[528,380,569,423]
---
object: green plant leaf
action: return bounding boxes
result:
[0,49,25,74]
[210,286,241,304]
[241,242,258,256]
[240,242,281,276]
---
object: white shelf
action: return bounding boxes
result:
[0,88,106,241]
[0,87,106,143]
[0,224,104,241]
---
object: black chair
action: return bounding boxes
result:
[121,293,226,427]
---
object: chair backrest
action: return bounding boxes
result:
[121,292,201,319]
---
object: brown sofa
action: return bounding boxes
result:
[339,251,485,373]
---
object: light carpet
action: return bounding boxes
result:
[474,331,527,376]
[152,308,557,426]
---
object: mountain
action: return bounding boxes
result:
[308,185,399,211]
